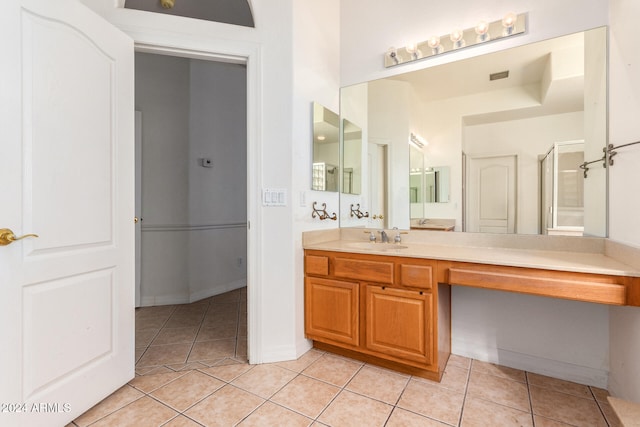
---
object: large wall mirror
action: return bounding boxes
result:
[340,27,608,236]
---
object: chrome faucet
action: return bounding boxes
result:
[378,230,389,243]
[392,227,408,243]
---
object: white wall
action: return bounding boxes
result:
[342,0,611,387]
[135,54,247,305]
[608,0,640,403]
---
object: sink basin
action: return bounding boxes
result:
[344,242,408,251]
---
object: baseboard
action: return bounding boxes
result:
[453,340,609,389]
[188,279,247,303]
[259,344,300,364]
[139,279,247,307]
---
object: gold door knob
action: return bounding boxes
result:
[0,228,39,246]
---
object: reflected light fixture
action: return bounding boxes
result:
[317,135,326,141]
[409,133,427,149]
[160,0,175,8]
[383,12,526,68]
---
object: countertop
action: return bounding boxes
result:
[302,229,640,278]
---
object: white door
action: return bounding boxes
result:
[466,155,517,233]
[0,1,134,426]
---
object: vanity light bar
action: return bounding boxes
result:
[384,12,527,68]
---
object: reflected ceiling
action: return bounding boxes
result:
[125,0,255,27]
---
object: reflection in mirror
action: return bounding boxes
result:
[409,144,424,218]
[342,119,362,195]
[312,102,340,192]
[340,27,607,236]
[425,167,450,203]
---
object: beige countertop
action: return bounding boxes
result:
[303,228,640,278]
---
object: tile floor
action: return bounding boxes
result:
[71,288,622,427]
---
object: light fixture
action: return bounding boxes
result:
[427,36,443,54]
[160,0,175,8]
[386,46,401,65]
[502,12,517,35]
[383,12,527,68]
[409,133,427,149]
[475,20,490,42]
[317,135,326,141]
[405,43,423,60]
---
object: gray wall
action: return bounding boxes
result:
[135,53,247,305]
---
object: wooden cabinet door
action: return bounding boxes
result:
[305,277,360,346]
[365,285,433,366]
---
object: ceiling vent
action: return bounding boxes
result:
[489,70,510,81]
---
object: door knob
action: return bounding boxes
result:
[0,228,39,246]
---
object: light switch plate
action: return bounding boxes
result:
[263,188,287,206]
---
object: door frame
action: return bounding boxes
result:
[129,38,261,362]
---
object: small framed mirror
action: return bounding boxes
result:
[312,102,340,192]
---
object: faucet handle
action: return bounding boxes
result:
[364,230,376,242]
[393,228,409,243]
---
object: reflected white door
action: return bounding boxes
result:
[467,155,517,233]
[0,1,134,425]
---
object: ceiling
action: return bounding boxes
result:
[124,0,254,27]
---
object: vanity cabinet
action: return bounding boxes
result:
[304,250,450,381]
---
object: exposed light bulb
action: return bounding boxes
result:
[317,135,326,141]
[427,36,443,54]
[502,12,517,35]
[450,29,466,49]
[475,20,490,42]
[405,43,423,60]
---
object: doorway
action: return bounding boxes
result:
[134,52,249,364]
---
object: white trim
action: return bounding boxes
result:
[102,18,263,364]
[142,222,247,232]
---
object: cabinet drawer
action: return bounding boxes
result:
[334,257,394,284]
[305,255,329,276]
[400,264,433,290]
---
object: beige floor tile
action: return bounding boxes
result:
[397,378,464,425]
[467,370,530,412]
[530,385,607,427]
[199,362,253,382]
[166,361,209,372]
[73,385,144,427]
[232,363,298,399]
[238,401,312,427]
[318,390,393,427]
[135,347,146,364]
[164,311,206,328]
[135,366,175,376]
[271,375,340,419]
[185,384,264,426]
[162,415,203,426]
[136,343,192,367]
[151,370,225,411]
[527,372,593,399]
[533,415,576,426]
[188,338,236,361]
[597,402,623,427]
[135,316,169,331]
[136,305,175,319]
[345,365,409,404]
[276,349,324,373]
[461,397,533,427]
[212,291,242,304]
[236,337,247,358]
[128,371,186,393]
[386,407,450,426]
[135,328,159,347]
[471,360,527,383]
[435,364,469,393]
[90,396,177,427]
[196,322,238,341]
[590,386,610,403]
[151,326,199,345]
[447,353,472,370]
[302,354,363,387]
